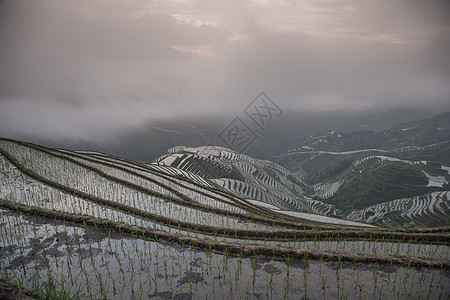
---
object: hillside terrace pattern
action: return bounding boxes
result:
[0,138,449,299]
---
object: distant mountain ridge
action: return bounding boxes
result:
[152,112,450,227]
[289,112,450,153]
[13,108,444,162]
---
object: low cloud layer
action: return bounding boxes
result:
[1,0,449,142]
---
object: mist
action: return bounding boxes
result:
[1,0,449,145]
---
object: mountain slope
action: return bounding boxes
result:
[348,191,450,227]
[275,113,450,226]
[327,160,442,212]
[152,145,336,215]
[284,112,450,155]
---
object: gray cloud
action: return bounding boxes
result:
[0,0,449,142]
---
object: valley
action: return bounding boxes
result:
[0,113,449,299]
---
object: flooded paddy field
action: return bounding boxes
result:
[1,209,449,300]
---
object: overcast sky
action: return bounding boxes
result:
[1,0,449,142]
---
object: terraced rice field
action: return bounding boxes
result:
[348,192,450,227]
[0,138,449,299]
[156,146,336,215]
[313,179,344,199]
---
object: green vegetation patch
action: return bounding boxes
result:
[308,157,354,184]
[396,142,450,166]
[328,161,442,212]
